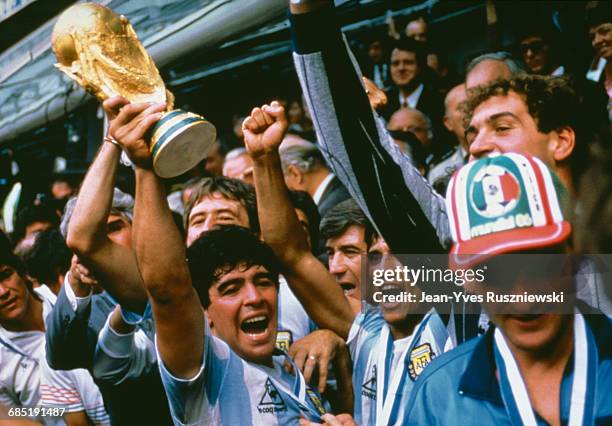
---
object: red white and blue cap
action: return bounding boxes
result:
[446,153,571,269]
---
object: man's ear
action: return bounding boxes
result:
[205,309,215,333]
[286,164,303,186]
[551,126,575,163]
[443,115,453,132]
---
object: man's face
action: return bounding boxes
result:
[51,181,74,200]
[287,101,304,125]
[326,225,367,302]
[466,251,575,353]
[466,92,554,168]
[388,108,430,148]
[223,154,254,185]
[590,23,612,60]
[368,40,383,63]
[390,49,419,88]
[204,143,225,177]
[406,20,427,42]
[444,85,468,149]
[187,193,250,247]
[520,36,551,74]
[0,265,31,326]
[207,264,278,364]
[368,237,424,325]
[465,60,512,89]
[107,214,132,247]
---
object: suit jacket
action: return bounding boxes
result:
[317,176,351,220]
[46,286,171,426]
[380,84,445,131]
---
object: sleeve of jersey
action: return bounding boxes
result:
[156,317,230,425]
[290,6,450,253]
[346,306,386,361]
[93,314,156,384]
[39,359,86,413]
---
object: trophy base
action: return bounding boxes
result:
[149,110,217,178]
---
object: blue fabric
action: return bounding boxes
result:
[406,313,612,425]
[45,287,171,425]
[158,323,327,425]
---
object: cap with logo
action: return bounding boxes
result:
[446,153,571,269]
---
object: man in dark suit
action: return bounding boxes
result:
[279,135,350,220]
[379,38,445,134]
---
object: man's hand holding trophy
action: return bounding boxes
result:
[52,2,217,177]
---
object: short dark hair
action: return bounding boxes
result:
[461,74,586,181]
[24,228,71,286]
[183,177,259,234]
[320,199,374,247]
[186,225,280,308]
[390,37,427,70]
[288,190,320,252]
[585,3,612,29]
[13,204,60,246]
[0,240,27,279]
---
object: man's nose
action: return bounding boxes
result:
[469,134,496,159]
[329,253,347,275]
[243,282,264,306]
[203,217,217,232]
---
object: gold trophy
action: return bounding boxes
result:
[51,2,216,178]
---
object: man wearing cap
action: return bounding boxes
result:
[406,153,611,425]
[288,0,610,315]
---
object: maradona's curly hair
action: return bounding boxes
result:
[460,74,586,183]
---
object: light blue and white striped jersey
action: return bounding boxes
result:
[276,276,316,352]
[158,321,327,425]
[348,306,451,426]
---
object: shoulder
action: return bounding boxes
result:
[412,336,480,393]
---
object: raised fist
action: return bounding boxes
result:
[242,101,288,159]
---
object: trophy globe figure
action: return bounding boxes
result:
[52,2,217,178]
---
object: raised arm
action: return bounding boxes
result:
[289,0,450,253]
[65,97,154,312]
[109,103,203,379]
[244,103,354,339]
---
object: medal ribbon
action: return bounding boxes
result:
[375,310,435,426]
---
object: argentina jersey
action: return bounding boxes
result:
[276,276,317,352]
[348,306,451,426]
[157,321,327,425]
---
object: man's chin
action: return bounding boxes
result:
[382,307,414,325]
[498,313,564,352]
[237,340,276,363]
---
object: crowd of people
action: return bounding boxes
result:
[1,1,611,425]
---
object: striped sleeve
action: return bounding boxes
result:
[347,306,385,361]
[290,6,451,253]
[39,375,84,412]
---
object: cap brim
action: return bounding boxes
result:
[449,221,572,269]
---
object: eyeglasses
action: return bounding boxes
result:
[519,40,547,54]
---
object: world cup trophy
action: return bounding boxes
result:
[51,2,216,178]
